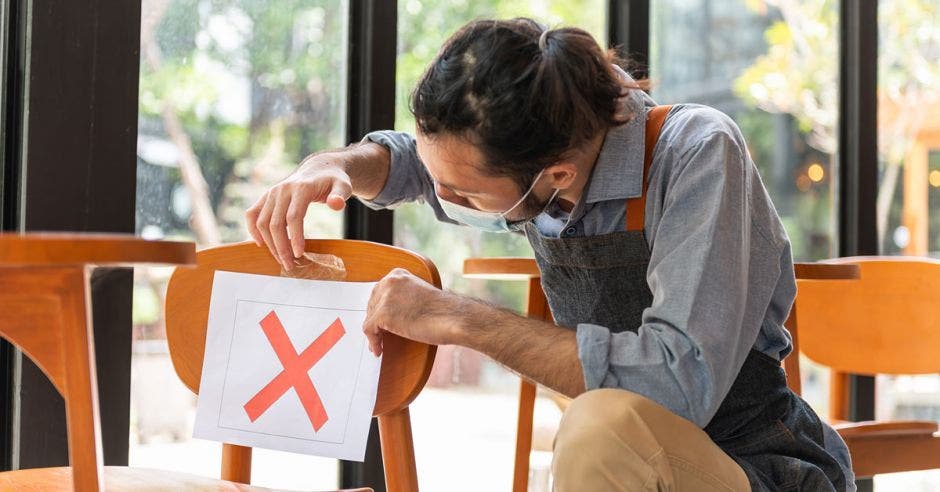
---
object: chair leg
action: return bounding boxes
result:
[60,268,104,491]
[378,408,418,492]
[513,379,536,492]
[783,305,802,395]
[830,370,851,422]
[221,443,252,483]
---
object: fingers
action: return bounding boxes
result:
[247,164,351,265]
[286,197,308,259]
[250,186,305,268]
[245,194,266,247]
[255,195,279,263]
[250,185,310,268]
[326,178,352,211]
[364,284,385,356]
[269,192,295,269]
[362,314,384,357]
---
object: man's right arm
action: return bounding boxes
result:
[355,131,431,208]
[353,131,459,226]
[246,130,456,270]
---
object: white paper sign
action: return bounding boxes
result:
[193,271,381,461]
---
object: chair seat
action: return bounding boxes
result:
[834,421,940,478]
[833,419,939,439]
[0,466,374,492]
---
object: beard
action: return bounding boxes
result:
[504,186,559,229]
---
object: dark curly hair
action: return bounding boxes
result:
[410,18,644,191]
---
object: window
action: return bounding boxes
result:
[133,0,348,488]
[393,2,603,490]
[873,1,940,489]
[651,0,838,426]
[876,0,940,257]
[652,0,837,263]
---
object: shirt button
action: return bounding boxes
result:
[565,227,577,236]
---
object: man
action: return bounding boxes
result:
[247,18,853,491]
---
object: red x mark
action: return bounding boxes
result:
[243,311,345,432]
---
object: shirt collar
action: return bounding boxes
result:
[583,67,657,204]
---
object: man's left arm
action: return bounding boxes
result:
[457,298,586,397]
[361,269,586,397]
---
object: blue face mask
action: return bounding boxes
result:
[435,169,560,233]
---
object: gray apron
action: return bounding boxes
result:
[525,106,847,491]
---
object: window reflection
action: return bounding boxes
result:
[133,1,348,488]
[653,0,837,262]
[875,0,940,489]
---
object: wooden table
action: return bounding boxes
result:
[463,257,860,492]
[0,233,196,491]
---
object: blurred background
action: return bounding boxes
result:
[125,0,939,490]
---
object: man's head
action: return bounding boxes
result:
[410,18,641,222]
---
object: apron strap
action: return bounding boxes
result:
[625,104,673,231]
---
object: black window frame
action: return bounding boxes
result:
[0,0,142,471]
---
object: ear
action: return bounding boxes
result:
[542,161,579,191]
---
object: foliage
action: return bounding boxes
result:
[735,0,940,251]
[138,0,608,331]
[139,0,348,244]
[734,0,839,154]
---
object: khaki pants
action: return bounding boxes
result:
[552,389,751,492]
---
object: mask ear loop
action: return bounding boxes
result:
[520,187,561,239]
[501,169,547,219]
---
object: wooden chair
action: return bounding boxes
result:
[0,233,196,490]
[463,258,551,492]
[0,235,432,491]
[164,240,440,492]
[789,256,940,478]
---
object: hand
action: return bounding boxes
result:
[245,156,352,269]
[362,268,467,357]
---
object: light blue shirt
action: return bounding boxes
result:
[356,76,853,484]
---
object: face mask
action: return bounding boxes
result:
[436,169,559,233]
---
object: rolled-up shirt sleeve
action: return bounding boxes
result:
[576,130,772,427]
[356,130,459,225]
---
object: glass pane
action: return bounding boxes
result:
[876,0,940,257]
[652,0,838,263]
[133,0,348,488]
[651,0,838,417]
[874,0,940,489]
[394,3,603,490]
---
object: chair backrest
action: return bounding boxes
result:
[164,239,440,489]
[795,256,940,375]
[792,256,940,420]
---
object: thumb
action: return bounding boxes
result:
[326,178,352,211]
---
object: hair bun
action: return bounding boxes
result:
[538,29,551,50]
